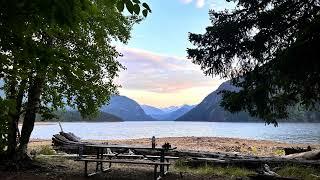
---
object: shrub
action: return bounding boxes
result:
[38,145,56,155]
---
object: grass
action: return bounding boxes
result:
[250,146,258,155]
[273,149,285,156]
[37,145,56,155]
[276,165,320,180]
[173,160,255,178]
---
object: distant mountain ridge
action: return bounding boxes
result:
[142,104,195,120]
[177,81,320,122]
[160,106,181,113]
[141,105,164,115]
[57,111,123,122]
[101,95,154,121]
[176,81,257,122]
[37,111,123,122]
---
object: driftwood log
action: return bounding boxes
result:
[284,146,312,155]
[247,164,299,180]
[284,150,320,160]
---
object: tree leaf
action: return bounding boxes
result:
[117,1,125,12]
[133,0,140,4]
[133,4,140,15]
[125,0,134,14]
[142,9,148,17]
[142,3,151,12]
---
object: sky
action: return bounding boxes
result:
[116,0,235,108]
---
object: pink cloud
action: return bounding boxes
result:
[116,47,220,93]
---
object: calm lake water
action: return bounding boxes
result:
[30,121,320,144]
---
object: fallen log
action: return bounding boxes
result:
[59,132,81,142]
[178,156,320,169]
[284,150,320,160]
[284,146,312,155]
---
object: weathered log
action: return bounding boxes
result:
[261,164,280,177]
[284,146,312,155]
[284,150,320,160]
[179,156,320,169]
[59,132,81,142]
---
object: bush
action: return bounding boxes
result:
[38,145,56,155]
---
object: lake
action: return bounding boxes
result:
[29,121,320,144]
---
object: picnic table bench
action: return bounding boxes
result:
[75,158,171,179]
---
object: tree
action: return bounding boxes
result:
[0,0,150,161]
[188,0,320,125]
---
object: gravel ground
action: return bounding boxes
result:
[0,156,227,180]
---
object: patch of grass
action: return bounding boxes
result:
[38,145,56,155]
[251,146,258,155]
[277,165,320,180]
[174,160,254,178]
[273,149,285,156]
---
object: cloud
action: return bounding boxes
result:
[116,47,221,93]
[179,0,206,8]
[180,0,235,10]
[196,0,205,8]
[180,0,192,4]
[208,0,236,11]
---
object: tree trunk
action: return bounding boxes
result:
[14,80,27,140]
[7,111,17,157]
[17,77,44,160]
[6,81,18,158]
[6,80,27,159]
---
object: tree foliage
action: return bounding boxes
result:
[0,0,150,158]
[188,0,320,125]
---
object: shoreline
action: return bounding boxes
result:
[29,136,320,157]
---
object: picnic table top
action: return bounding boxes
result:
[84,144,176,151]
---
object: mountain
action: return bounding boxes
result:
[167,105,195,120]
[142,104,195,120]
[100,95,154,121]
[56,111,123,122]
[141,105,164,115]
[36,111,123,122]
[160,106,181,113]
[177,81,320,122]
[176,81,260,122]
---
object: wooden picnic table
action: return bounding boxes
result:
[76,143,177,179]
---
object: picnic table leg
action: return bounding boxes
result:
[84,161,88,177]
[100,148,104,171]
[154,164,158,180]
[96,147,100,172]
[160,149,165,177]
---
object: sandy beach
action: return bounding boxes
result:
[29,136,320,157]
